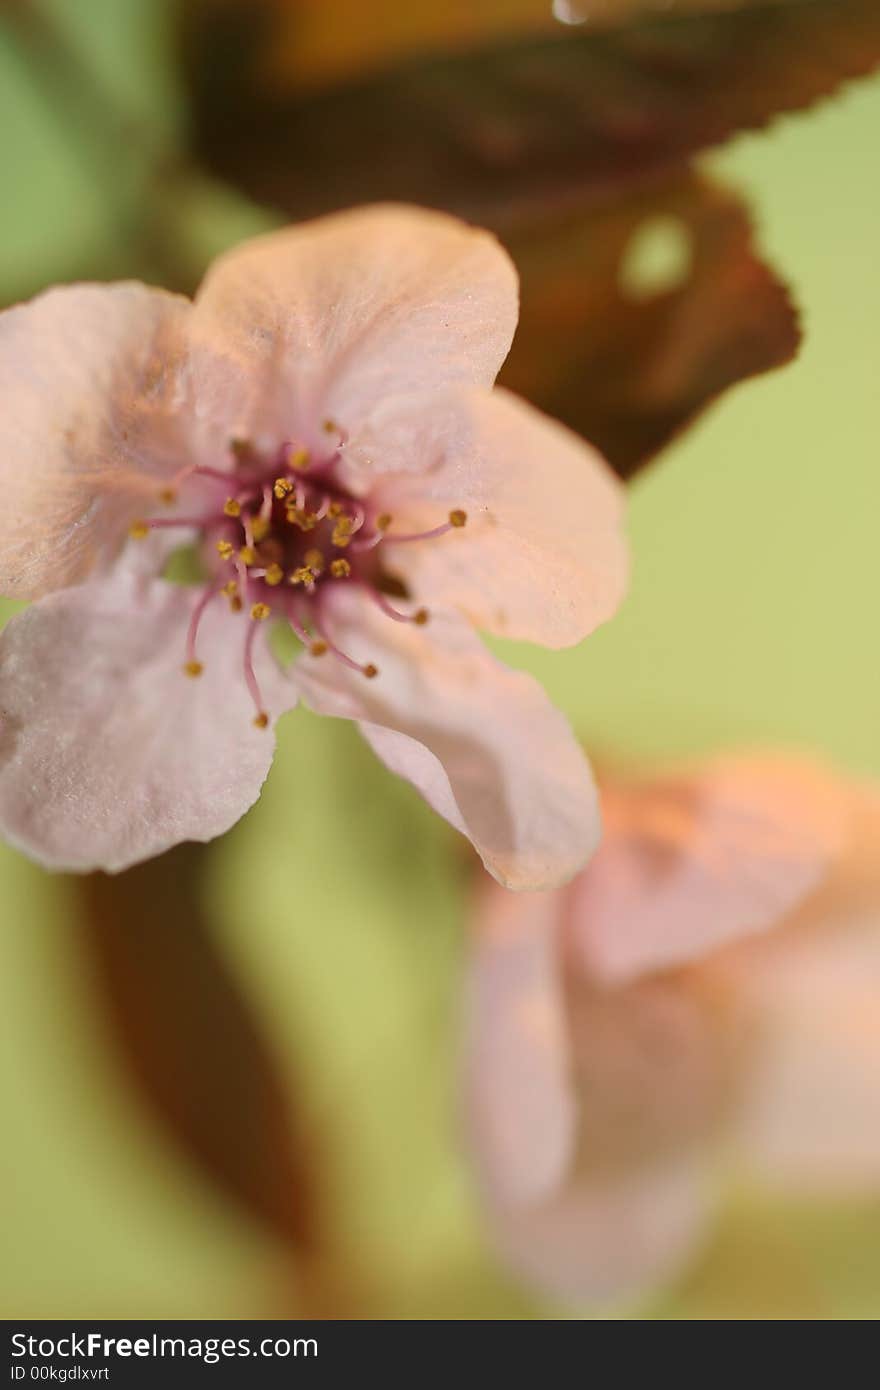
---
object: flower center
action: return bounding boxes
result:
[130,431,466,727]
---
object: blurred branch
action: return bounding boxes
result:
[73,843,339,1314]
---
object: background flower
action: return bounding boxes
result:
[464,756,880,1304]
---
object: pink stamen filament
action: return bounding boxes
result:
[186,585,219,666]
[142,515,217,530]
[349,531,385,553]
[242,619,265,718]
[287,609,314,648]
[368,589,422,624]
[311,619,374,676]
[382,521,455,544]
[191,466,241,486]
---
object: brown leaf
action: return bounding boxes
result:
[181,0,880,225]
[245,0,558,91]
[501,173,801,475]
[75,843,320,1254]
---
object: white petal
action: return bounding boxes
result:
[293,590,600,890]
[353,386,628,647]
[192,205,518,445]
[0,570,296,871]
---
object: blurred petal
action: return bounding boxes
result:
[353,386,628,647]
[725,794,880,1192]
[464,881,576,1207]
[467,923,723,1300]
[513,974,726,1300]
[570,755,846,984]
[489,1153,713,1305]
[0,572,296,871]
[0,283,191,598]
[294,590,599,889]
[192,205,518,443]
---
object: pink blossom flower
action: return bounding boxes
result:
[0,206,627,880]
[464,753,880,1302]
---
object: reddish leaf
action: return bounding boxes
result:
[501,174,801,476]
[181,0,880,225]
[75,844,320,1254]
[177,1,872,473]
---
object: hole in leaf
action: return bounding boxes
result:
[619,215,692,300]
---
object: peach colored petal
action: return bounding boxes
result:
[293,589,600,890]
[191,205,518,445]
[463,881,576,1206]
[0,570,296,871]
[465,884,723,1300]
[570,754,847,985]
[486,1153,713,1304]
[720,797,880,1192]
[350,386,628,647]
[0,283,194,599]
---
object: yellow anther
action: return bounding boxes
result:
[238,545,257,566]
[250,516,271,543]
[331,515,353,549]
[229,437,253,462]
[223,497,241,518]
[414,608,429,625]
[274,477,294,500]
[310,640,328,657]
[253,711,269,729]
[376,513,393,531]
[330,557,351,579]
[250,602,271,621]
[449,509,467,528]
[286,507,317,531]
[216,539,234,559]
[183,660,204,678]
[128,520,149,540]
[322,418,338,435]
[228,595,243,612]
[264,562,284,587]
[158,486,177,505]
[304,548,325,573]
[289,566,315,587]
[222,579,238,596]
[327,501,343,518]
[288,445,311,471]
[363,663,379,680]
